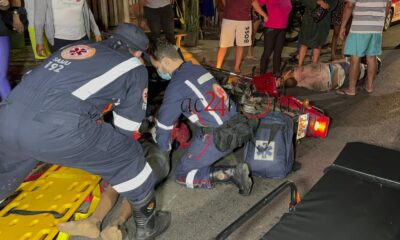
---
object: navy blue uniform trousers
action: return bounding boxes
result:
[0,93,154,204]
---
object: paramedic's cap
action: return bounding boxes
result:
[114,23,149,53]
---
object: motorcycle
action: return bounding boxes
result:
[201,64,330,140]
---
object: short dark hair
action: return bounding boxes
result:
[148,39,182,61]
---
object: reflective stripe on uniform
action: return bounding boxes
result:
[188,114,199,123]
[112,163,153,193]
[72,57,142,100]
[113,111,141,131]
[184,80,223,126]
[186,169,198,189]
[156,119,174,130]
[197,72,214,85]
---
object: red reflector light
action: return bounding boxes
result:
[314,120,327,136]
[307,116,329,138]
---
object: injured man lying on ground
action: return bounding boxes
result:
[278,58,381,92]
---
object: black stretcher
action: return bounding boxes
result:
[217,142,400,240]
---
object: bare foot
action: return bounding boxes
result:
[362,84,373,93]
[57,218,100,239]
[100,225,123,240]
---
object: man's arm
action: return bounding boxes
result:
[252,0,268,22]
[113,65,148,137]
[34,0,48,56]
[139,0,148,7]
[340,0,355,40]
[155,86,183,151]
[386,0,391,15]
[87,7,102,42]
[10,0,20,7]
[10,0,24,33]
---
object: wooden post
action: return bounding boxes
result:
[99,0,109,30]
[112,0,119,26]
[122,0,130,23]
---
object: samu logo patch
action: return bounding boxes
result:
[254,140,275,161]
[61,45,96,60]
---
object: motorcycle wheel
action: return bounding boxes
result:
[285,10,303,42]
[285,29,300,43]
[141,140,170,186]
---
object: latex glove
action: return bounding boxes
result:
[149,126,157,143]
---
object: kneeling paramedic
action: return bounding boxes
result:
[149,40,258,195]
[0,23,170,240]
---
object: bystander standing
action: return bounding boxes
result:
[336,0,389,96]
[216,0,268,73]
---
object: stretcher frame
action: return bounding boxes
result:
[216,180,300,240]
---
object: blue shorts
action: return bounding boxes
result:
[344,32,382,57]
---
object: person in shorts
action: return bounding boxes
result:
[336,0,390,96]
[216,0,267,73]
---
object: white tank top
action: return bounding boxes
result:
[52,0,86,40]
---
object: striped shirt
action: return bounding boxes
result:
[350,0,387,33]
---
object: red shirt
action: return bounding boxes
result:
[224,0,253,21]
[258,0,292,29]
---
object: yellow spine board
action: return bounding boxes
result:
[0,165,100,240]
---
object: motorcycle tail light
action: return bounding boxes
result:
[307,116,329,138]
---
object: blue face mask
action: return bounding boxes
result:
[157,68,171,81]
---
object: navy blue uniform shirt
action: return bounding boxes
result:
[156,62,237,150]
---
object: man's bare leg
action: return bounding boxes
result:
[331,25,340,61]
[298,45,308,67]
[338,55,360,95]
[57,186,119,238]
[364,56,377,93]
[234,46,244,73]
[340,34,347,59]
[312,47,321,64]
[216,47,228,69]
[100,198,132,240]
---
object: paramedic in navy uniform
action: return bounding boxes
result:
[0,23,170,240]
[149,40,253,195]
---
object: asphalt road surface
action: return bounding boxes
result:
[157,23,400,240]
[60,23,400,240]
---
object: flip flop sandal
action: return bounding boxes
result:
[245,56,258,60]
[335,89,356,96]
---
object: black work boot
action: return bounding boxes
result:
[209,163,253,196]
[131,192,171,240]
